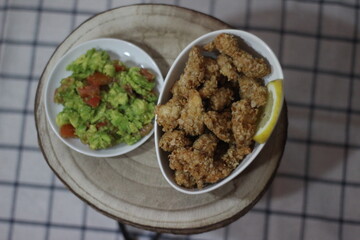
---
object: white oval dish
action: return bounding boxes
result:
[154,29,284,194]
[44,38,163,158]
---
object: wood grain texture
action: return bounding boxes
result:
[34,4,288,234]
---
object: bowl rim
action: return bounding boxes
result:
[154,29,284,194]
[44,37,164,158]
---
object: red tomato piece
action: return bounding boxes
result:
[96,121,107,129]
[60,124,76,138]
[78,85,100,98]
[140,68,155,82]
[85,96,101,107]
[77,85,101,107]
[114,63,126,72]
[87,72,112,86]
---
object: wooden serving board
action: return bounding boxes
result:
[35,4,288,234]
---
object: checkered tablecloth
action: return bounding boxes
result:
[1,0,359,239]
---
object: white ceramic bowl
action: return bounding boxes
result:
[44,38,163,157]
[154,29,284,194]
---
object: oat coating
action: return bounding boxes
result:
[178,90,205,136]
[217,54,239,81]
[209,87,234,111]
[174,170,197,188]
[221,144,252,169]
[238,75,267,108]
[199,57,220,98]
[169,147,213,188]
[231,99,259,146]
[213,33,270,78]
[155,97,185,132]
[199,75,218,99]
[169,147,233,189]
[203,111,233,143]
[171,46,205,98]
[204,160,232,184]
[203,41,216,52]
[159,130,192,152]
[204,57,220,76]
[193,133,219,157]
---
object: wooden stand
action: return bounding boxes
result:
[35,5,288,234]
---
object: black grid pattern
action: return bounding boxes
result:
[1,0,360,239]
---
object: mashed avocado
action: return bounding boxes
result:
[54,48,157,150]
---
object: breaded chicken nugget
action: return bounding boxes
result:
[193,133,218,157]
[217,54,239,81]
[159,130,192,152]
[203,111,233,143]
[169,147,234,188]
[210,87,234,111]
[155,97,185,132]
[174,170,197,188]
[205,160,232,184]
[204,57,220,76]
[203,41,216,52]
[221,144,252,169]
[169,147,213,188]
[178,90,205,136]
[238,75,267,108]
[231,99,259,146]
[171,46,205,98]
[199,76,218,99]
[170,79,187,98]
[213,33,270,78]
[199,57,220,99]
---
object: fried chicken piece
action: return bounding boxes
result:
[203,111,233,143]
[169,147,213,188]
[238,75,267,108]
[213,33,270,78]
[210,87,234,111]
[204,57,220,75]
[159,130,192,152]
[199,57,220,99]
[221,144,252,169]
[203,41,216,52]
[217,54,239,81]
[181,45,206,84]
[199,75,218,99]
[155,97,185,132]
[193,133,218,157]
[231,99,259,146]
[174,170,197,188]
[171,46,205,98]
[169,147,234,188]
[170,79,187,98]
[205,160,232,184]
[178,90,205,136]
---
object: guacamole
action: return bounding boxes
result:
[54,48,158,150]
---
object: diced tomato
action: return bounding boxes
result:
[140,68,155,82]
[77,85,101,107]
[123,84,134,95]
[96,121,107,129]
[114,62,126,72]
[78,85,100,98]
[60,124,76,138]
[87,72,113,86]
[85,96,101,107]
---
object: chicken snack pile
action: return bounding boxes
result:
[155,33,271,189]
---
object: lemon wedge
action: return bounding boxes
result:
[253,79,284,144]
